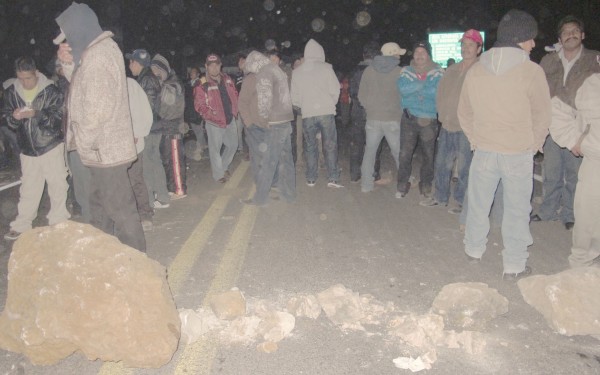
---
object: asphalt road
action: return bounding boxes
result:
[0,126,599,375]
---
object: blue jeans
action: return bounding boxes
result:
[361,120,400,192]
[302,115,340,182]
[464,150,533,274]
[433,128,472,205]
[537,135,581,223]
[250,123,296,205]
[206,120,238,181]
[397,112,439,194]
[143,133,169,203]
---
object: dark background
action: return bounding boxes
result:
[0,0,598,79]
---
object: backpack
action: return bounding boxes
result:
[158,77,185,121]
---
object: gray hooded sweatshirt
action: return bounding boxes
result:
[358,55,403,122]
[291,39,340,118]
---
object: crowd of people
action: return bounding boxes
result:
[1,3,599,278]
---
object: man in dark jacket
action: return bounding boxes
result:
[126,48,170,209]
[2,57,69,240]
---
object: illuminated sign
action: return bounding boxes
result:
[428,32,486,68]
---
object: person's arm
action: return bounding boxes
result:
[457,73,475,148]
[35,85,64,134]
[193,81,211,119]
[549,97,580,152]
[529,67,552,153]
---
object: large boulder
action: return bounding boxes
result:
[431,282,508,331]
[0,221,180,368]
[518,267,600,336]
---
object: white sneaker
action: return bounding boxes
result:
[169,192,187,200]
[327,181,344,188]
[153,200,170,209]
[419,197,439,207]
[395,191,406,199]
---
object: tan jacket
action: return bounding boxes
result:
[436,60,475,132]
[238,73,262,128]
[64,32,136,167]
[458,47,551,154]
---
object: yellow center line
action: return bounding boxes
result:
[96,161,250,375]
[173,190,259,375]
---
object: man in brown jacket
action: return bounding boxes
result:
[458,9,551,280]
[55,2,145,252]
[531,15,600,231]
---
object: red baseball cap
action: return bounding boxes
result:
[460,29,483,45]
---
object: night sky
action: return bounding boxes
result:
[0,0,598,80]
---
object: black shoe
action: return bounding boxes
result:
[503,266,532,281]
[530,214,542,222]
[565,222,574,231]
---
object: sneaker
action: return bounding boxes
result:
[395,191,406,199]
[350,178,361,184]
[224,170,231,178]
[307,180,316,187]
[419,197,439,207]
[327,181,344,188]
[169,192,187,200]
[502,266,532,281]
[153,200,170,209]
[141,220,153,232]
[374,177,391,186]
[4,230,21,241]
[448,207,462,215]
[218,177,228,184]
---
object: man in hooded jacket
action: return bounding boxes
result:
[55,2,145,252]
[458,9,551,279]
[291,39,342,188]
[239,51,295,205]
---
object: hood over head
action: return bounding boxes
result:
[54,2,104,67]
[304,39,325,63]
[151,54,171,81]
[479,47,530,76]
[372,55,400,73]
[244,51,271,75]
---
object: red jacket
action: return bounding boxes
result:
[193,73,239,128]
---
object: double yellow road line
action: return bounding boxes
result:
[98,161,257,375]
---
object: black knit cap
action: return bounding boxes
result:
[413,40,432,56]
[495,9,538,48]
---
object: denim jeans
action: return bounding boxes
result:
[302,115,340,182]
[206,120,238,181]
[250,122,296,205]
[433,128,472,205]
[143,133,169,203]
[397,112,439,194]
[68,150,91,223]
[537,135,581,223]
[464,150,533,274]
[361,120,400,192]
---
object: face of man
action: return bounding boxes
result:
[461,39,481,61]
[559,22,584,52]
[129,60,143,76]
[413,47,430,68]
[189,68,199,80]
[17,70,38,90]
[206,62,221,79]
[268,55,280,65]
[518,39,536,54]
[238,58,246,71]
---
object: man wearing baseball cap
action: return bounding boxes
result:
[458,9,551,280]
[421,29,482,216]
[357,42,405,193]
[396,40,444,199]
[193,53,239,183]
